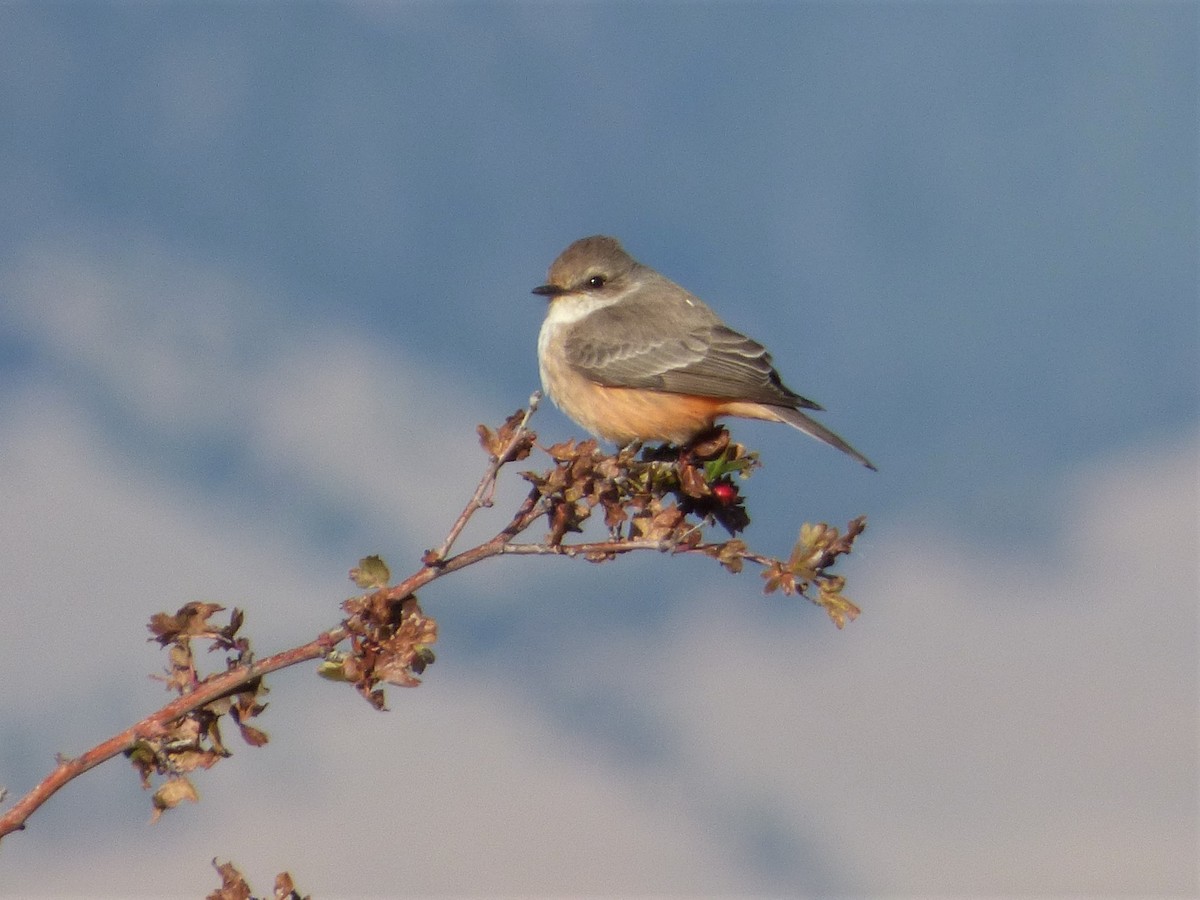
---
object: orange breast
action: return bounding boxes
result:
[544,365,787,445]
[577,384,728,444]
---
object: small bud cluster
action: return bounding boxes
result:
[138,603,269,821]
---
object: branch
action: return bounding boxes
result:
[0,402,869,845]
[0,406,546,841]
[427,392,542,563]
[0,629,342,840]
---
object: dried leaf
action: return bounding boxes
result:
[678,462,710,499]
[546,438,581,461]
[643,504,685,542]
[150,776,199,823]
[710,539,747,574]
[148,602,226,645]
[274,871,307,900]
[761,561,796,596]
[236,723,270,747]
[688,428,731,460]
[337,593,438,706]
[350,555,390,589]
[476,423,498,456]
[230,694,270,747]
[169,747,224,773]
[208,860,252,900]
[602,491,628,528]
[126,741,157,789]
[818,578,861,629]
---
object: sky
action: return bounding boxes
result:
[0,2,1196,897]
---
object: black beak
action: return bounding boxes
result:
[532,283,565,297]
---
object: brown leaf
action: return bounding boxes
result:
[274,871,307,900]
[547,498,589,543]
[125,741,157,789]
[169,747,225,773]
[374,656,423,687]
[677,461,710,499]
[476,423,499,456]
[359,685,387,710]
[170,713,205,743]
[709,539,747,574]
[602,495,628,529]
[158,643,196,695]
[338,594,438,706]
[643,504,685,542]
[761,561,796,596]
[827,515,868,559]
[817,578,861,629]
[688,427,731,460]
[208,860,252,900]
[147,602,226,646]
[495,408,525,440]
[546,438,581,461]
[233,687,268,719]
[237,723,270,747]
[221,608,245,643]
[508,433,535,462]
[230,693,271,747]
[150,776,199,823]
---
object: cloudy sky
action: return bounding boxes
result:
[1,3,1196,897]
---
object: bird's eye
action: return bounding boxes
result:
[585,274,606,289]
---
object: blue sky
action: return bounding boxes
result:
[1,3,1196,896]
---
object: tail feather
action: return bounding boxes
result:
[775,406,877,471]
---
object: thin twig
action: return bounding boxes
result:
[497,539,774,568]
[0,627,347,841]
[499,538,674,557]
[428,393,540,563]
[2,470,565,840]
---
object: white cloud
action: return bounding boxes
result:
[3,403,1192,894]
[0,386,341,721]
[1,237,503,551]
[3,676,750,898]
[0,236,1194,895]
[553,431,1199,894]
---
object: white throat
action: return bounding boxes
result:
[537,293,620,400]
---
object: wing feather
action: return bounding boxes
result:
[563,298,821,410]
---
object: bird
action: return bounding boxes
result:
[532,235,875,470]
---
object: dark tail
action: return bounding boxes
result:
[776,406,877,471]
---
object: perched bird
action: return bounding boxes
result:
[533,235,875,470]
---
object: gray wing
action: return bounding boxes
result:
[563,294,822,411]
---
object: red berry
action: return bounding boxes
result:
[711,481,738,506]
